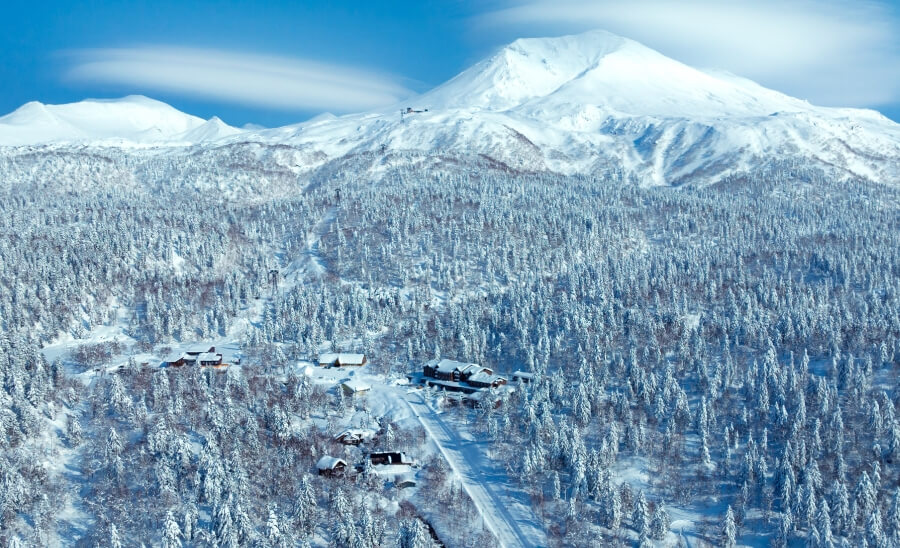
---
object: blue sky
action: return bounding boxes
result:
[2,0,900,126]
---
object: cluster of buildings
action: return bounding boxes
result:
[421,359,508,392]
[412,358,510,408]
[413,358,535,407]
[318,425,416,489]
[163,345,230,369]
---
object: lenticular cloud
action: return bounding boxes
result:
[479,0,900,108]
[63,46,413,112]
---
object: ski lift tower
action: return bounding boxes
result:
[268,269,280,298]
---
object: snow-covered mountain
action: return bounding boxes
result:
[3,30,900,185]
[0,95,243,145]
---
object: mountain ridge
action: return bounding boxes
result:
[0,95,243,145]
[2,30,899,186]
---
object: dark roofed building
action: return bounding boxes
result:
[319,353,367,367]
[423,358,507,388]
[316,456,347,477]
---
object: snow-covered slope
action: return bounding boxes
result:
[0,95,242,145]
[239,30,900,185]
[419,30,809,117]
[2,30,900,186]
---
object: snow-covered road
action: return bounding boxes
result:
[404,393,546,548]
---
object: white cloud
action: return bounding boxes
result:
[478,0,900,107]
[62,46,413,112]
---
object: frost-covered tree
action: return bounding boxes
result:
[722,506,737,548]
[649,500,670,540]
[632,490,649,535]
[163,509,182,548]
[109,523,123,548]
[398,517,434,548]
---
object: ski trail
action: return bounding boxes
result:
[404,393,545,548]
[235,206,337,336]
[304,206,335,276]
[282,205,336,284]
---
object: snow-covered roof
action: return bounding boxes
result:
[512,370,534,379]
[336,428,376,441]
[319,353,366,365]
[197,352,220,362]
[316,456,346,470]
[468,370,505,384]
[341,379,371,392]
[186,344,214,354]
[432,359,478,374]
[373,464,415,476]
[460,364,484,375]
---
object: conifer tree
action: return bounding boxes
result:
[632,490,649,535]
[163,509,182,548]
[649,500,671,540]
[722,505,737,548]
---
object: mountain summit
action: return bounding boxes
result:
[2,31,899,185]
[419,29,808,118]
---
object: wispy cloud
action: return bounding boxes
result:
[477,0,900,107]
[62,46,413,112]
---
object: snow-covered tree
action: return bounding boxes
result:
[722,506,737,548]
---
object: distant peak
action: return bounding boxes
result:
[0,95,231,145]
[2,101,58,126]
[418,29,646,111]
[9,100,52,114]
[417,28,813,118]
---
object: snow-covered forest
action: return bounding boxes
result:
[1,147,900,547]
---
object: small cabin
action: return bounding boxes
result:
[319,353,367,368]
[335,428,376,446]
[317,456,347,477]
[341,379,371,396]
[164,352,186,367]
[163,345,223,368]
[512,371,535,384]
[198,352,223,367]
